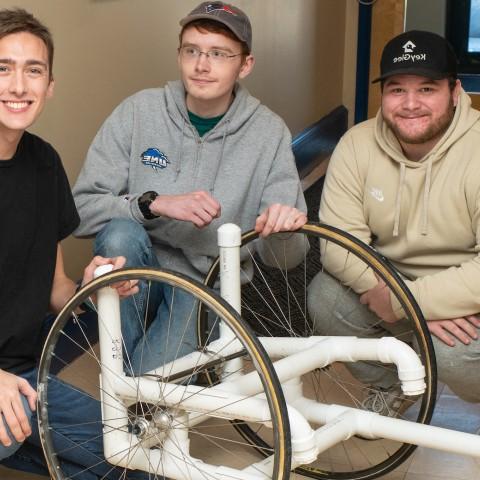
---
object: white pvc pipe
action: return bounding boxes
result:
[145,335,244,378]
[159,419,272,480]
[224,336,423,397]
[311,410,359,456]
[216,223,323,462]
[141,444,269,480]
[94,251,480,470]
[259,336,426,395]
[218,223,243,379]
[114,376,274,425]
[308,402,480,458]
[94,264,137,466]
[114,374,318,464]
[218,223,242,314]
[115,374,317,472]
[283,383,480,460]
[107,428,270,480]
[214,379,317,464]
[366,414,480,457]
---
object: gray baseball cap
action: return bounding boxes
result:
[180,2,252,52]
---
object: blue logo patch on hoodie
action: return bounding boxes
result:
[141,148,169,171]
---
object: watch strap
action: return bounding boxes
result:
[138,191,159,220]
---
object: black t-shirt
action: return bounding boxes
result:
[0,132,79,373]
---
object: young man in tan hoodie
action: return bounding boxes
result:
[308,30,480,407]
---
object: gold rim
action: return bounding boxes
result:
[201,222,436,479]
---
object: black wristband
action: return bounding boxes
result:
[138,191,159,220]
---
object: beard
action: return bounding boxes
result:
[384,98,455,145]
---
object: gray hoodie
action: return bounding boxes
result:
[73,80,306,279]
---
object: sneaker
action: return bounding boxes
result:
[361,385,409,418]
[355,385,419,440]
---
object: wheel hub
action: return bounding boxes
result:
[130,407,173,444]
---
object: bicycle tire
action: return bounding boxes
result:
[199,223,436,480]
[38,267,291,480]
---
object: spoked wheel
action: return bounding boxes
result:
[38,268,291,480]
[199,223,436,480]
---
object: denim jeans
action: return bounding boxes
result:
[94,218,199,374]
[0,394,32,461]
[0,368,148,479]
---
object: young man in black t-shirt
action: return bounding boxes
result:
[0,9,140,478]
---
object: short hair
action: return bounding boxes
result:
[0,8,54,79]
[380,74,458,92]
[447,75,458,91]
[179,19,250,56]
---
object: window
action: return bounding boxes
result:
[446,0,480,73]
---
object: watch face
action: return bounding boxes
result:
[139,191,159,219]
[140,191,157,203]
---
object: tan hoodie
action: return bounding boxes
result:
[320,89,480,320]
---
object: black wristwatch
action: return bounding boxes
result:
[138,191,159,220]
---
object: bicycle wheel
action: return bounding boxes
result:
[199,223,436,480]
[38,267,291,480]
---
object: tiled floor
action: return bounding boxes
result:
[1,383,479,479]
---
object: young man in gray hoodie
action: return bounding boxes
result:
[73,2,307,373]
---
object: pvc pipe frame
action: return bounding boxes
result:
[215,224,480,461]
[93,223,480,478]
[283,378,480,465]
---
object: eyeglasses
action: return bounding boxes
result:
[179,46,242,64]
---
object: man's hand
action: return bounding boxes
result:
[255,204,307,238]
[359,277,398,323]
[150,191,221,228]
[0,370,36,447]
[427,315,480,347]
[81,256,139,298]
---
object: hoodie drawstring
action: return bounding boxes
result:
[174,116,186,182]
[421,156,433,236]
[393,159,432,237]
[393,162,406,237]
[209,119,230,194]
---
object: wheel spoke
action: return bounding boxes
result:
[200,224,436,479]
[38,268,290,480]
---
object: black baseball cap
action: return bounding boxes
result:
[372,30,457,83]
[180,2,252,52]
